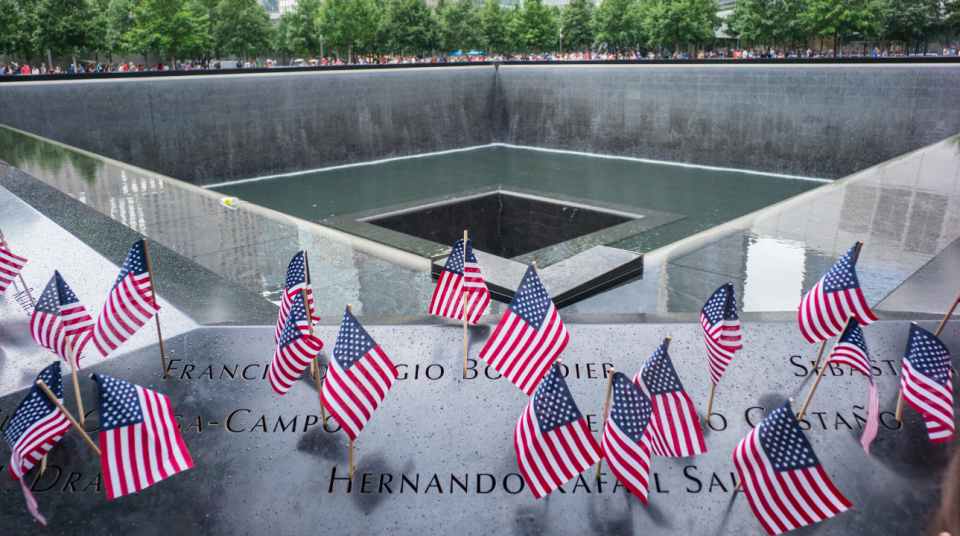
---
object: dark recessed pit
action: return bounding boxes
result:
[363,191,638,258]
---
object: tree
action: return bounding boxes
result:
[478,0,512,54]
[880,0,939,53]
[284,0,321,57]
[725,0,779,44]
[128,0,212,68]
[33,0,93,67]
[644,0,720,54]
[514,0,559,52]
[103,0,139,60]
[213,0,272,60]
[0,0,32,59]
[593,0,639,53]
[381,0,439,56]
[799,0,881,54]
[438,0,477,53]
[321,0,377,62]
[560,0,595,51]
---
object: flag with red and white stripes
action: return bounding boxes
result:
[275,251,316,343]
[480,264,568,395]
[0,242,27,296]
[429,238,490,324]
[268,291,324,395]
[321,307,398,441]
[30,272,95,368]
[734,400,852,535]
[633,339,707,458]
[900,323,954,444]
[3,363,71,525]
[701,283,743,385]
[600,371,654,505]
[827,316,879,453]
[92,373,193,500]
[515,362,601,499]
[89,241,161,358]
[798,243,877,343]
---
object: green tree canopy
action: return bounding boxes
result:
[593,0,640,53]
[321,0,377,61]
[478,0,512,54]
[128,0,212,67]
[880,0,940,49]
[438,0,478,53]
[0,0,33,58]
[560,0,595,52]
[381,0,439,56]
[514,0,559,52]
[284,0,321,56]
[644,0,720,53]
[213,0,272,59]
[103,0,139,57]
[33,0,94,66]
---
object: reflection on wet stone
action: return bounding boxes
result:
[904,191,948,255]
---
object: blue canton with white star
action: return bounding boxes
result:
[441,239,466,276]
[35,275,63,316]
[758,401,820,472]
[3,363,63,446]
[333,307,376,371]
[822,244,861,293]
[508,264,553,329]
[838,318,870,356]
[641,340,685,396]
[54,271,82,306]
[533,363,583,434]
[610,372,652,444]
[279,292,308,349]
[905,324,952,387]
[113,241,149,289]
[702,283,738,325]
[284,251,309,289]
[94,374,145,432]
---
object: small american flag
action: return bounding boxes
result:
[515,362,601,499]
[799,243,877,343]
[92,373,194,499]
[634,339,707,457]
[600,371,654,505]
[900,324,954,444]
[321,307,399,441]
[3,363,71,525]
[30,272,95,368]
[0,241,27,296]
[827,317,879,453]
[701,283,743,385]
[89,241,161,358]
[268,291,324,395]
[429,238,490,323]
[733,400,852,535]
[480,264,568,395]
[275,251,315,343]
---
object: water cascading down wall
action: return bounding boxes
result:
[1,64,959,185]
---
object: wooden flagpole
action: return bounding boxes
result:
[140,239,168,378]
[596,366,615,480]
[0,227,35,307]
[462,231,469,380]
[896,292,960,421]
[65,336,85,425]
[798,318,850,421]
[347,304,354,480]
[705,384,716,427]
[302,252,327,427]
[36,380,100,456]
[811,241,863,373]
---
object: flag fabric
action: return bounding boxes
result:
[733,400,852,535]
[827,317,879,453]
[429,238,490,324]
[600,371,654,505]
[515,363,601,499]
[900,324,954,444]
[480,264,569,395]
[92,373,194,500]
[798,243,878,343]
[274,251,316,343]
[267,291,324,395]
[89,241,161,358]
[0,242,27,296]
[634,339,707,457]
[321,307,399,441]
[701,283,743,385]
[3,363,71,525]
[30,272,95,368]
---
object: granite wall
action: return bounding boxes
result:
[1,64,959,184]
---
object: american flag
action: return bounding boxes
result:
[274,251,315,343]
[733,400,852,535]
[92,373,194,499]
[634,339,707,457]
[701,283,743,385]
[827,317,879,453]
[480,264,569,395]
[3,363,71,525]
[900,324,954,444]
[600,371,654,505]
[0,241,27,296]
[267,291,324,395]
[89,241,161,358]
[429,238,490,324]
[515,362,601,499]
[799,243,878,343]
[30,272,95,368]
[320,307,399,441]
